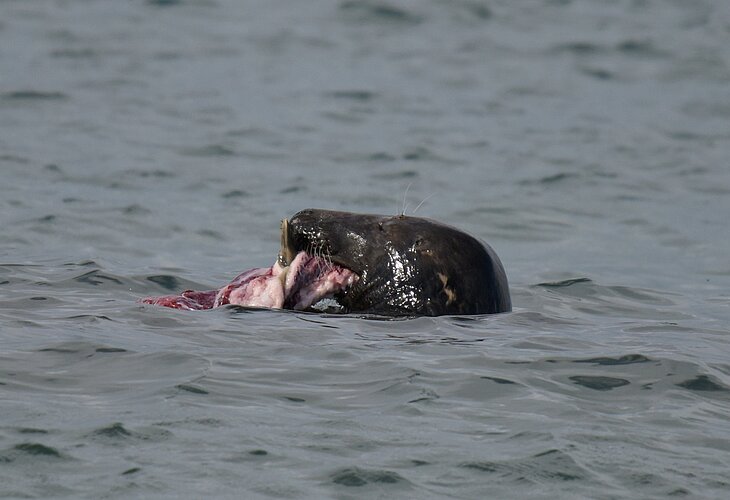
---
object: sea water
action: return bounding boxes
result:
[1,1,729,498]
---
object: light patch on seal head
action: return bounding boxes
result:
[438,272,456,305]
[279,218,296,266]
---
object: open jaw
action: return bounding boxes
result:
[141,251,359,312]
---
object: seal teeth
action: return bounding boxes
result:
[279,218,296,267]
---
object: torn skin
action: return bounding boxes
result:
[141,251,359,312]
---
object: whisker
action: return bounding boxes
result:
[400,182,412,216]
[413,194,434,214]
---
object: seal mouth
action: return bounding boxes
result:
[213,250,357,311]
[274,218,359,311]
[209,214,360,310]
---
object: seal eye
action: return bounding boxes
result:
[413,238,429,254]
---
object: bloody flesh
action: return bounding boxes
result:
[141,251,358,311]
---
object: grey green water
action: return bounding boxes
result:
[2,1,730,498]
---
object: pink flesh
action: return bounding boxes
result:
[141,251,358,311]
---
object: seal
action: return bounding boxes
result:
[142,208,511,316]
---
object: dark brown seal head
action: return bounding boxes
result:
[282,209,511,316]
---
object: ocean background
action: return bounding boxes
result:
[1,1,730,498]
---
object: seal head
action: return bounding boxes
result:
[283,209,511,316]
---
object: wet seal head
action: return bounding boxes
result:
[281,209,511,316]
